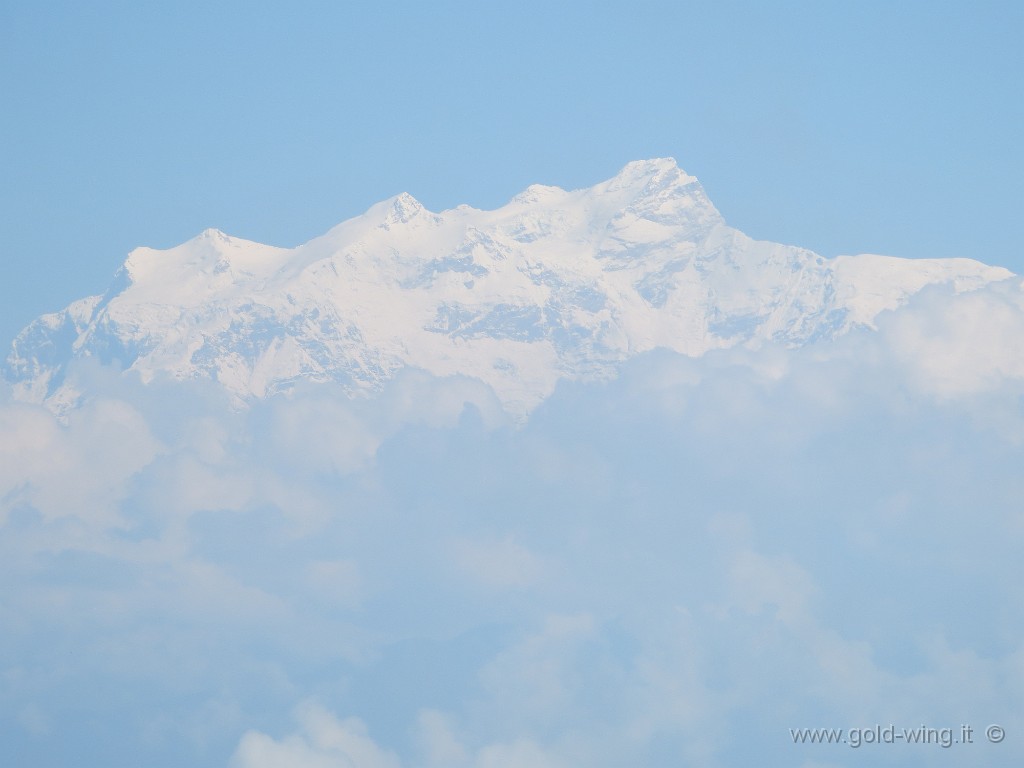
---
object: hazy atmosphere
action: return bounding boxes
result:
[2,3,1022,767]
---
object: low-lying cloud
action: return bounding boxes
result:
[2,282,1024,767]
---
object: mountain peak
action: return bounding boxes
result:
[5,160,1015,418]
[197,226,229,240]
[592,157,703,205]
[606,157,690,187]
[384,192,427,223]
[356,192,432,230]
[620,157,680,174]
[509,183,568,206]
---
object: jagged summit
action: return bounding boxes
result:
[605,157,691,185]
[4,160,1014,416]
[374,192,430,227]
[509,184,567,206]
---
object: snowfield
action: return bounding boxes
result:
[4,158,1013,416]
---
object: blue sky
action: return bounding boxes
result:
[1,0,1021,344]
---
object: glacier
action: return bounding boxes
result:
[4,158,1013,416]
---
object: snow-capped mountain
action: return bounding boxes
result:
[4,158,1013,415]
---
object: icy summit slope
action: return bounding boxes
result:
[4,159,1013,415]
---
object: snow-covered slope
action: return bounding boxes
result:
[4,159,1013,415]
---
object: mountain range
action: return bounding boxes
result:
[4,158,1013,416]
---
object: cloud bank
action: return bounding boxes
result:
[2,282,1024,767]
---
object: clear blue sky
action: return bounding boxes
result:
[2,0,1021,345]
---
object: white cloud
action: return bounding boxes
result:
[0,397,160,525]
[413,709,469,767]
[231,702,401,768]
[4,290,1024,766]
[881,281,1024,398]
[478,614,596,723]
[729,549,818,625]
[232,703,572,768]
